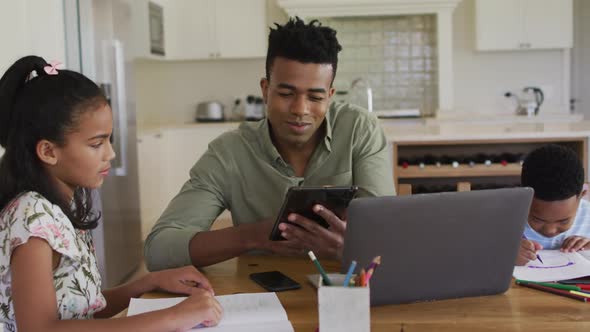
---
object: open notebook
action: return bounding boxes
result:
[513,250,590,282]
[128,293,294,332]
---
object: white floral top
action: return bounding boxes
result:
[0,192,106,332]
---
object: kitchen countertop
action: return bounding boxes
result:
[381,121,590,142]
[423,111,583,124]
[138,117,590,142]
[138,121,241,135]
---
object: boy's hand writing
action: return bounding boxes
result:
[516,239,543,266]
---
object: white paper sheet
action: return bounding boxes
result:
[513,249,590,282]
[128,293,294,331]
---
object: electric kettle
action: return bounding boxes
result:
[504,87,544,116]
[523,87,544,115]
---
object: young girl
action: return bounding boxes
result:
[0,56,222,331]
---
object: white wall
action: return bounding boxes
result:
[0,0,66,74]
[572,0,590,117]
[452,0,567,115]
[134,0,573,126]
[134,58,265,127]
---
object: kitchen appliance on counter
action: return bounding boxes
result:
[196,101,225,122]
[229,95,264,121]
[244,95,265,121]
[349,77,373,112]
[504,87,545,116]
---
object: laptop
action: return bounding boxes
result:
[343,187,533,306]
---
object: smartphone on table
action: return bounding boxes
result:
[269,185,359,241]
[249,271,301,292]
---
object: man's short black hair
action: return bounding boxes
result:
[521,144,585,201]
[265,17,342,85]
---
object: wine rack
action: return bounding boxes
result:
[393,137,588,195]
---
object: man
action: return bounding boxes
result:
[516,144,590,266]
[144,17,395,270]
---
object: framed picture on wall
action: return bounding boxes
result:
[149,2,165,56]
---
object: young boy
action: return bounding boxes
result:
[516,144,590,266]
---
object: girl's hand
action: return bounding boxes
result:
[149,265,214,295]
[169,288,223,330]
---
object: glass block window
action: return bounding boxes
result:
[319,15,438,117]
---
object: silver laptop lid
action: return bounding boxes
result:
[343,187,533,306]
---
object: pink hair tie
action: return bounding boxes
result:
[44,61,62,75]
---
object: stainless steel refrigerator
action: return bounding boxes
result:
[64,0,142,288]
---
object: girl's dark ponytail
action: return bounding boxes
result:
[0,56,48,147]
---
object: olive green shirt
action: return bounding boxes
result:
[144,102,395,270]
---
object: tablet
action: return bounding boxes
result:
[269,186,358,241]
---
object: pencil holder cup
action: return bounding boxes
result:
[317,278,370,332]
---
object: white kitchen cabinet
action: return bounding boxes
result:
[137,124,239,238]
[169,0,268,60]
[213,0,267,59]
[132,0,274,60]
[0,0,66,73]
[476,0,573,51]
[137,132,166,240]
[164,0,214,60]
[524,0,573,49]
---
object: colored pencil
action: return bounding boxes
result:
[343,260,357,287]
[571,290,590,298]
[516,281,587,302]
[516,279,581,291]
[359,269,366,287]
[307,251,332,286]
[365,256,381,284]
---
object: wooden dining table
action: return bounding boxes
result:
[139,255,590,331]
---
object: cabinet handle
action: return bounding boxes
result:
[519,42,532,49]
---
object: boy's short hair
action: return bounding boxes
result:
[521,144,585,201]
[265,17,342,85]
